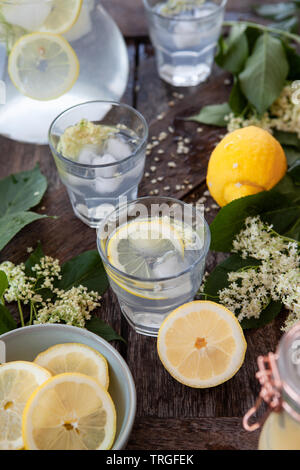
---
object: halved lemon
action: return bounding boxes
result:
[22,373,116,450]
[34,343,109,390]
[157,301,247,388]
[8,32,79,100]
[40,0,83,35]
[0,361,51,450]
[106,219,185,279]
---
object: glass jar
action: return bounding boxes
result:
[244,322,300,450]
[0,0,129,144]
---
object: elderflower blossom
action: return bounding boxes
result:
[218,217,300,328]
[32,255,62,289]
[35,286,101,328]
[0,261,39,304]
[225,84,300,138]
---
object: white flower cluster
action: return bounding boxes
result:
[0,261,39,304]
[218,217,300,328]
[35,286,100,328]
[225,84,300,138]
[32,255,62,289]
[0,255,101,328]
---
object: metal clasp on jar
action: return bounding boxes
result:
[243,353,282,431]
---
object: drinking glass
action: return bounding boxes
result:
[0,0,129,144]
[49,101,148,228]
[97,197,211,336]
[143,0,227,86]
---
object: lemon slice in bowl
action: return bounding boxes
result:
[39,0,83,34]
[0,361,51,450]
[157,301,247,388]
[22,373,116,450]
[34,343,109,389]
[8,32,80,100]
[107,219,185,279]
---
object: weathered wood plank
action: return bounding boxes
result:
[126,417,260,450]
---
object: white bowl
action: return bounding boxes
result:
[0,323,136,450]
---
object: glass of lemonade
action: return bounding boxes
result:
[143,0,227,86]
[97,197,211,336]
[0,0,129,144]
[49,101,148,227]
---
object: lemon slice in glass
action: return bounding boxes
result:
[40,0,83,35]
[0,361,51,450]
[107,219,185,279]
[34,343,109,390]
[22,373,116,450]
[8,32,80,100]
[157,301,247,388]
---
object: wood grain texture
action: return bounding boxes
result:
[126,417,260,450]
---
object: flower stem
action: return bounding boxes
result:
[223,20,300,45]
[29,302,33,326]
[17,299,25,327]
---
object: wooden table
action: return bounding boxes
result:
[0,0,284,450]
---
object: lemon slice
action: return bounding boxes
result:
[0,361,51,450]
[107,219,184,279]
[157,301,247,388]
[34,343,109,390]
[8,32,80,100]
[1,0,52,31]
[40,0,83,35]
[22,373,116,450]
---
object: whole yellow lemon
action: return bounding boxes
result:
[206,126,287,207]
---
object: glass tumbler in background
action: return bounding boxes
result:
[97,197,211,336]
[143,0,227,86]
[49,101,148,228]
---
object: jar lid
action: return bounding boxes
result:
[277,322,300,405]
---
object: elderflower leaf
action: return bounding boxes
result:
[86,318,125,343]
[0,271,8,299]
[239,33,289,114]
[24,242,44,277]
[0,165,50,251]
[210,175,300,252]
[187,103,231,127]
[0,304,17,334]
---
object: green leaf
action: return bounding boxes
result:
[289,159,300,184]
[274,131,300,150]
[215,24,249,74]
[0,165,47,217]
[187,103,231,127]
[0,211,48,252]
[86,317,125,343]
[239,33,289,114]
[0,304,17,335]
[285,217,300,240]
[204,254,261,299]
[253,2,298,21]
[270,17,299,34]
[203,254,283,329]
[0,165,50,251]
[229,78,248,114]
[210,176,300,251]
[25,242,45,277]
[57,250,109,296]
[0,271,8,299]
[282,42,300,80]
[241,301,283,329]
